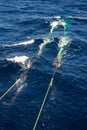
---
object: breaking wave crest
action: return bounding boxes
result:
[7,55,31,69]
[67,16,87,20]
[3,39,35,47]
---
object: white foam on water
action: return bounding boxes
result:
[13,39,35,46]
[54,16,61,19]
[50,19,66,33]
[58,36,71,48]
[7,56,29,64]
[38,38,52,56]
[44,16,61,19]
[50,21,58,33]
[67,16,87,20]
[16,76,27,94]
[3,39,35,47]
[53,36,71,68]
[7,55,31,69]
[17,85,24,93]
[11,76,27,104]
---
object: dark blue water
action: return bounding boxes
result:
[0,0,87,130]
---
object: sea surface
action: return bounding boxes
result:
[0,0,87,130]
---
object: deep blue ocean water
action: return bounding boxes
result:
[0,0,87,130]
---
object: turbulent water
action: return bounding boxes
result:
[0,0,87,130]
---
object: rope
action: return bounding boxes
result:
[0,78,20,100]
[32,66,58,130]
[0,69,29,100]
[32,18,71,130]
